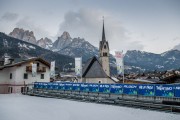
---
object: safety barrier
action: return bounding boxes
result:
[33,82,180,98]
[25,82,180,113]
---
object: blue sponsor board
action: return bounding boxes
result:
[38,82,47,89]
[43,82,48,89]
[99,84,111,93]
[34,82,39,88]
[110,84,123,94]
[138,84,154,96]
[155,84,174,97]
[47,82,54,89]
[80,83,89,92]
[52,83,59,90]
[123,84,137,95]
[58,83,65,90]
[89,84,99,92]
[72,83,81,91]
[174,84,180,98]
[65,83,73,90]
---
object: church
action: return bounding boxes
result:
[82,20,115,83]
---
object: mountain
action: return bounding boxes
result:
[37,37,53,49]
[173,43,180,51]
[7,28,180,73]
[9,28,53,50]
[57,37,99,62]
[124,50,180,73]
[9,28,36,44]
[53,32,99,62]
[52,31,72,51]
[0,32,74,71]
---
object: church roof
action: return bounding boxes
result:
[82,56,108,78]
[99,41,109,51]
[102,19,106,42]
[99,18,109,50]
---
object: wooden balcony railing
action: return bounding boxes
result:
[26,66,46,72]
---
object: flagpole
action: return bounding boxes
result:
[122,50,124,84]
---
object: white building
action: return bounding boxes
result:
[0,56,50,94]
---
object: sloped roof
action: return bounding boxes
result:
[0,57,50,70]
[82,56,108,78]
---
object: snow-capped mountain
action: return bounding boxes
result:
[52,32,99,61]
[0,32,74,71]
[124,50,180,73]
[37,37,53,49]
[57,37,99,61]
[9,28,53,49]
[9,28,36,44]
[6,28,180,73]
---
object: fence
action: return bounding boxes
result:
[33,82,180,98]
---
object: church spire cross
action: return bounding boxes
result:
[102,16,106,41]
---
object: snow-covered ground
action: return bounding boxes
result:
[0,94,179,120]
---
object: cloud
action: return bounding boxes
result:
[58,9,144,52]
[173,37,180,41]
[16,17,50,39]
[1,12,18,21]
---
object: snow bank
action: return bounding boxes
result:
[0,94,179,120]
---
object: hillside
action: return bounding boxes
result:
[0,32,74,71]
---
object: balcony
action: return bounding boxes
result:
[26,66,46,72]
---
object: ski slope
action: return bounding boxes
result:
[0,94,179,120]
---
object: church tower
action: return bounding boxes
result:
[99,19,110,76]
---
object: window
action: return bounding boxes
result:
[103,52,107,56]
[21,87,24,93]
[37,62,40,67]
[10,73,12,79]
[104,45,106,49]
[8,87,13,93]
[41,74,44,79]
[24,73,28,79]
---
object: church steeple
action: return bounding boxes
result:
[99,17,110,76]
[102,17,106,41]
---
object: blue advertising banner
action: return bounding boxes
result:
[89,84,99,92]
[38,82,47,89]
[34,82,39,88]
[138,84,154,96]
[80,83,89,92]
[58,83,65,90]
[123,84,137,95]
[52,83,59,90]
[72,83,81,91]
[43,82,48,89]
[174,84,180,98]
[47,82,53,89]
[65,83,73,90]
[155,84,174,97]
[110,84,123,94]
[99,84,111,93]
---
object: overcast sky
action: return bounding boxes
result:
[0,0,180,54]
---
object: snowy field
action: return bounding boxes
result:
[0,94,180,120]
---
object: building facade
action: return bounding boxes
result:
[0,57,50,94]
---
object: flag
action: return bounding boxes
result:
[50,61,55,78]
[32,63,37,77]
[115,51,124,76]
[75,57,82,77]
